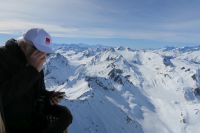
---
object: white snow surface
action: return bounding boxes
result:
[44,45,200,133]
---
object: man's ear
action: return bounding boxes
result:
[18,40,24,49]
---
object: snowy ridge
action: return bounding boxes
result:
[44,45,200,133]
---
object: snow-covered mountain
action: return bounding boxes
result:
[44,44,200,133]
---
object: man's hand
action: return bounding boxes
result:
[27,51,46,72]
[49,91,65,105]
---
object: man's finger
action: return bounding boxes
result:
[35,52,46,59]
[38,54,46,60]
[30,51,39,57]
[52,99,59,105]
[50,99,57,105]
[57,95,64,99]
[56,91,65,96]
[38,59,45,66]
[30,51,42,59]
[39,57,46,63]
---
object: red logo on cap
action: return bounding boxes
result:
[45,37,51,45]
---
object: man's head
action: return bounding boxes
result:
[17,39,40,57]
[18,28,54,54]
[17,28,54,72]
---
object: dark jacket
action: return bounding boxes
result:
[0,39,49,132]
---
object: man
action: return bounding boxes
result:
[0,28,73,133]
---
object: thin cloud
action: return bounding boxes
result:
[0,20,78,35]
[0,0,200,44]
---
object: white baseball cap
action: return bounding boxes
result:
[19,28,54,53]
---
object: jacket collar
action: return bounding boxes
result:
[5,39,27,67]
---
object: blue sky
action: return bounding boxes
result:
[0,0,200,49]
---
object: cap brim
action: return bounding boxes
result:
[35,44,55,54]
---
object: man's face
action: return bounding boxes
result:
[25,44,49,65]
[26,44,37,56]
[25,43,48,61]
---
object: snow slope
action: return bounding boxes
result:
[44,45,200,133]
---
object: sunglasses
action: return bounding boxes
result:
[31,45,37,50]
[30,45,51,57]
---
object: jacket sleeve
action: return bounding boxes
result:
[0,65,40,106]
[40,70,52,97]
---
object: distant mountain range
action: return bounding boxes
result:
[44,44,200,133]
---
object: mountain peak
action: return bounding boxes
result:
[44,44,200,133]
